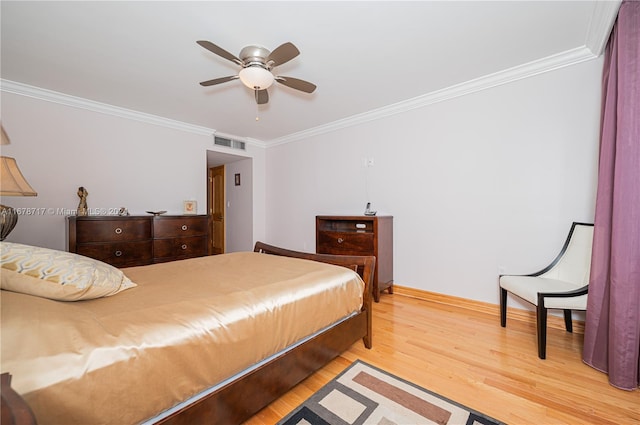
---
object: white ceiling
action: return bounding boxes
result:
[1,1,618,144]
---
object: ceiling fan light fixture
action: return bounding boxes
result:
[197,40,315,104]
[239,66,274,90]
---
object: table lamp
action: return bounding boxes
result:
[1,124,37,240]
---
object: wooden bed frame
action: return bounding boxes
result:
[1,242,375,425]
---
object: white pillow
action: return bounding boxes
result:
[0,242,136,301]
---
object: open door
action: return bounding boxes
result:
[208,165,225,255]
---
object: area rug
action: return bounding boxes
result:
[277,360,505,425]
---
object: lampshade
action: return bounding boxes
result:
[0,128,38,240]
[0,156,38,196]
[238,66,274,90]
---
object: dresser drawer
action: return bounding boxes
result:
[76,241,153,267]
[76,219,151,243]
[154,217,208,238]
[317,231,374,255]
[153,236,207,261]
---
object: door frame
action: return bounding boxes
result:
[207,165,226,254]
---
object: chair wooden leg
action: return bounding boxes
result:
[536,302,548,359]
[564,310,573,333]
[500,287,507,327]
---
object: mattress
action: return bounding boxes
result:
[0,251,364,425]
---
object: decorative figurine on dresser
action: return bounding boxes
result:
[76,186,88,216]
[67,214,209,267]
[316,215,393,302]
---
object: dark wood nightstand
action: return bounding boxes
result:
[316,215,393,302]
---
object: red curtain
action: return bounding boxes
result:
[582,1,640,391]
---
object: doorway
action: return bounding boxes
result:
[208,165,225,255]
[206,149,254,252]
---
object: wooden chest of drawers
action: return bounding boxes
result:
[316,215,393,302]
[67,215,209,267]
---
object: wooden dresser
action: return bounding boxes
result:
[67,215,209,267]
[316,215,393,302]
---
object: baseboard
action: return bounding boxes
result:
[392,285,585,334]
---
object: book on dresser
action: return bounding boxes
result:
[67,215,209,267]
[316,215,393,302]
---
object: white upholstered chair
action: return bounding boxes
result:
[499,222,594,359]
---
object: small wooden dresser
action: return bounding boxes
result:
[316,215,393,302]
[67,215,209,267]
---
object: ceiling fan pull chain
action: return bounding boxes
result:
[255,90,260,121]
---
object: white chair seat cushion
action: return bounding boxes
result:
[499,275,587,310]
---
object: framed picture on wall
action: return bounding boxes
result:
[235,173,241,186]
[183,200,197,215]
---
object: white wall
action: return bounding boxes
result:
[265,58,603,306]
[225,158,254,252]
[0,91,266,251]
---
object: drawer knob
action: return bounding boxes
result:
[115,227,123,234]
[181,244,187,250]
[181,225,188,231]
[337,237,344,244]
[115,250,123,257]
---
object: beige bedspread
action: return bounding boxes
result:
[0,252,364,425]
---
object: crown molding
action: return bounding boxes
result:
[266,46,597,147]
[1,79,268,148]
[585,0,620,56]
[1,79,218,135]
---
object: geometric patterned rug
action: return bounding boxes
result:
[277,360,506,425]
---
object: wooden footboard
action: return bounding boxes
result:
[159,242,375,425]
[254,241,374,349]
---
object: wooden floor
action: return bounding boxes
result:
[245,292,639,425]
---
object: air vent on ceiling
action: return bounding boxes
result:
[214,135,246,150]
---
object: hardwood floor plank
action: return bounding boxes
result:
[244,294,639,425]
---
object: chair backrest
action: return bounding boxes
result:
[540,223,594,287]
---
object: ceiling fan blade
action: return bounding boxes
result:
[199,75,238,87]
[197,40,242,66]
[255,89,269,105]
[267,42,300,67]
[275,76,317,94]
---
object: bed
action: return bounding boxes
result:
[0,241,374,425]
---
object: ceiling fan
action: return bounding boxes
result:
[197,41,317,105]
